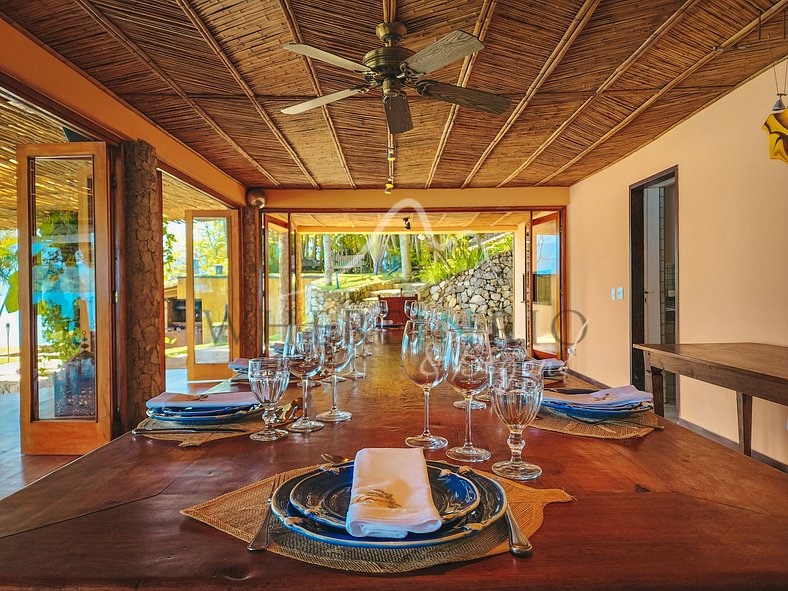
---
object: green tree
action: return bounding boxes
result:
[193,219,228,274]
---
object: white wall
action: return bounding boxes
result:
[567,66,788,463]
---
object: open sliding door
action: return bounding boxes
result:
[185,210,240,380]
[531,212,565,359]
[16,142,112,455]
[263,214,292,353]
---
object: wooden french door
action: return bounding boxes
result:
[263,214,293,353]
[531,212,565,359]
[16,142,112,455]
[185,210,240,380]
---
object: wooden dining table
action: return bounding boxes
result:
[1,333,786,590]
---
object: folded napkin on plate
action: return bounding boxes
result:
[145,391,257,411]
[346,448,442,539]
[229,358,249,373]
[543,385,652,409]
[540,358,565,371]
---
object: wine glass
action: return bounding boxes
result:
[248,357,291,442]
[283,324,325,433]
[445,329,492,462]
[316,316,353,422]
[376,299,388,331]
[404,299,418,321]
[342,306,366,380]
[359,303,376,357]
[489,361,544,480]
[449,309,488,332]
[401,320,448,449]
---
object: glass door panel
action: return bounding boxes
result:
[263,215,290,353]
[531,212,562,358]
[186,210,239,380]
[17,142,112,455]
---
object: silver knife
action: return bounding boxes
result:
[131,427,246,435]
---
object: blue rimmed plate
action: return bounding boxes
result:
[289,463,480,529]
[270,461,506,549]
[145,405,263,425]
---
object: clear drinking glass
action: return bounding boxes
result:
[342,306,367,380]
[248,357,291,442]
[376,299,388,331]
[404,299,418,320]
[401,320,448,449]
[489,361,544,480]
[283,324,325,433]
[360,303,375,357]
[316,317,352,422]
[445,329,492,462]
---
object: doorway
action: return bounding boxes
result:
[630,168,679,416]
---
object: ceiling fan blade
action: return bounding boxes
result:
[282,86,370,115]
[383,93,413,134]
[402,30,483,76]
[282,43,369,74]
[416,80,510,115]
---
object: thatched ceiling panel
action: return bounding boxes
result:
[427,0,588,188]
[539,0,685,93]
[129,94,268,187]
[394,99,454,188]
[161,171,227,219]
[90,0,241,96]
[190,0,315,96]
[196,97,313,187]
[262,99,361,188]
[325,98,389,188]
[0,0,170,96]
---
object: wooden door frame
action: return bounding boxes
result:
[530,210,567,360]
[17,142,113,455]
[185,210,240,380]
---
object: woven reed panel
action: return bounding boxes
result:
[429,0,586,188]
[190,0,315,96]
[263,99,360,188]
[161,171,228,220]
[395,98,454,188]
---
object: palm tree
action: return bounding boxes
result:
[322,234,333,285]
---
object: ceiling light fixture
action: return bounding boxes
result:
[403,217,411,230]
[387,146,396,162]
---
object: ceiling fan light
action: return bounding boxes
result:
[384,186,393,195]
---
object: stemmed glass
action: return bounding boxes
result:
[316,316,353,422]
[342,306,367,379]
[489,361,544,480]
[445,329,492,462]
[283,324,325,433]
[449,311,491,408]
[401,320,448,449]
[359,303,376,357]
[376,299,388,331]
[404,300,418,321]
[248,357,291,442]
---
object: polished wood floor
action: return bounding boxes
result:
[0,394,76,500]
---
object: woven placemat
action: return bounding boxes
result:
[135,400,302,448]
[532,407,659,439]
[181,465,572,573]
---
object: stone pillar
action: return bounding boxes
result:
[122,140,164,428]
[240,206,262,358]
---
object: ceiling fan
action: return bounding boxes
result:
[281,22,511,134]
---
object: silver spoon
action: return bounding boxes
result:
[495,477,533,557]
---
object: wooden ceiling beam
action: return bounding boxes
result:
[460,0,600,189]
[276,0,355,188]
[498,0,702,187]
[71,0,280,186]
[463,212,481,228]
[425,0,497,188]
[535,0,788,185]
[175,0,318,189]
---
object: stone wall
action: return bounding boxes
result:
[418,251,513,328]
[305,279,398,319]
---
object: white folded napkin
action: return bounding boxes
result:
[228,358,249,373]
[543,385,653,408]
[145,391,257,411]
[346,448,442,539]
[540,358,565,370]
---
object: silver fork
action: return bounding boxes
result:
[494,477,533,557]
[247,472,286,552]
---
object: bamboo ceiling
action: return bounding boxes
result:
[1,0,786,191]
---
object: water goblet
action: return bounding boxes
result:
[283,324,325,433]
[445,329,492,462]
[248,357,291,442]
[489,361,544,480]
[316,317,353,422]
[401,320,448,449]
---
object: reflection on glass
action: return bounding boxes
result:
[266,222,288,348]
[532,216,560,355]
[30,157,96,420]
[192,217,230,365]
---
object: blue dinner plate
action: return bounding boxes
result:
[145,405,263,424]
[289,463,480,529]
[159,405,256,417]
[270,461,506,549]
[542,401,653,419]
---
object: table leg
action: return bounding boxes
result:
[736,392,753,456]
[643,351,665,417]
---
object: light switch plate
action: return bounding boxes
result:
[611,288,616,301]
[616,287,624,300]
